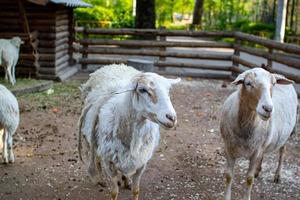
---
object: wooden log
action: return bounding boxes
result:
[158,70,231,79]
[236,45,300,70]
[39,37,68,48]
[231,55,300,83]
[155,61,232,71]
[79,58,127,65]
[235,32,300,55]
[79,47,232,60]
[232,38,241,77]
[231,55,260,68]
[78,38,233,48]
[39,31,69,39]
[75,27,235,37]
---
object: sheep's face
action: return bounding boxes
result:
[11,37,24,48]
[232,68,294,121]
[133,73,180,129]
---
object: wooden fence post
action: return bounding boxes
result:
[232,36,241,77]
[267,48,273,70]
[82,27,88,70]
[158,26,166,71]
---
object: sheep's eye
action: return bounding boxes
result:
[245,81,253,87]
[139,88,149,94]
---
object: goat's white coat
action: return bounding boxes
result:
[78,64,180,199]
[0,37,23,85]
[0,84,19,163]
[220,68,298,200]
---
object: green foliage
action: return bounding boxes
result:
[75,0,134,28]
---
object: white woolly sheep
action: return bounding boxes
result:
[0,84,19,163]
[220,68,298,200]
[78,64,180,200]
[0,37,24,85]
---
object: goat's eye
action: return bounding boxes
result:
[139,88,148,94]
[245,81,253,87]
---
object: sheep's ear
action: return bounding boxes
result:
[168,78,181,85]
[273,73,294,85]
[231,72,245,85]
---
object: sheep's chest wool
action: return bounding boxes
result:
[97,92,160,175]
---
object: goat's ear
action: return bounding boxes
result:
[231,72,245,85]
[273,73,294,85]
[168,78,181,85]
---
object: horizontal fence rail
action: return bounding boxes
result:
[74,27,300,93]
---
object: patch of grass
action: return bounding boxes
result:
[19,81,82,108]
[0,78,44,90]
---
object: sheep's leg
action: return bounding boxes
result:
[131,165,146,200]
[111,176,119,200]
[12,60,17,85]
[244,154,262,200]
[224,155,236,200]
[122,175,131,190]
[2,129,8,164]
[254,156,264,178]
[7,132,14,163]
[7,66,14,85]
[274,146,285,183]
[104,164,119,200]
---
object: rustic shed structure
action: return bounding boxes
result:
[0,0,91,80]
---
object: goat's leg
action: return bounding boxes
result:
[2,129,8,164]
[254,156,264,178]
[12,60,17,85]
[104,163,119,200]
[274,146,285,183]
[7,131,14,163]
[244,153,263,200]
[111,175,119,200]
[224,154,236,200]
[131,165,146,200]
[7,66,14,85]
[122,175,131,190]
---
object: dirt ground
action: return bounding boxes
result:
[0,76,299,200]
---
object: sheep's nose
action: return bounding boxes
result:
[262,105,273,113]
[166,114,177,123]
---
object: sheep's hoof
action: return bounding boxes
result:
[254,172,260,178]
[273,174,281,183]
[8,155,15,163]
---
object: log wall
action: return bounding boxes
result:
[0,0,74,80]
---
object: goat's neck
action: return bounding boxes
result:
[112,91,145,129]
[237,88,259,128]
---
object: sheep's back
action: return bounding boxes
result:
[266,84,298,151]
[0,85,19,131]
[81,64,140,98]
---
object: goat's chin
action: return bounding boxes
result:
[257,112,271,121]
[156,120,175,130]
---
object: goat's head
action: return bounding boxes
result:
[10,37,24,48]
[132,73,180,129]
[232,68,294,120]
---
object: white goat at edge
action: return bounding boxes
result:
[220,68,298,200]
[0,84,19,164]
[78,64,180,200]
[0,37,24,85]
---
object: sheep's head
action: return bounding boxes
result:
[10,37,24,48]
[232,68,294,120]
[132,73,180,129]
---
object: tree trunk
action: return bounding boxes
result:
[192,0,204,27]
[135,0,155,29]
[275,0,288,42]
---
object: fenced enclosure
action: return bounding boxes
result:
[73,27,300,95]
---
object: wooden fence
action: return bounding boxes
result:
[74,27,300,85]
